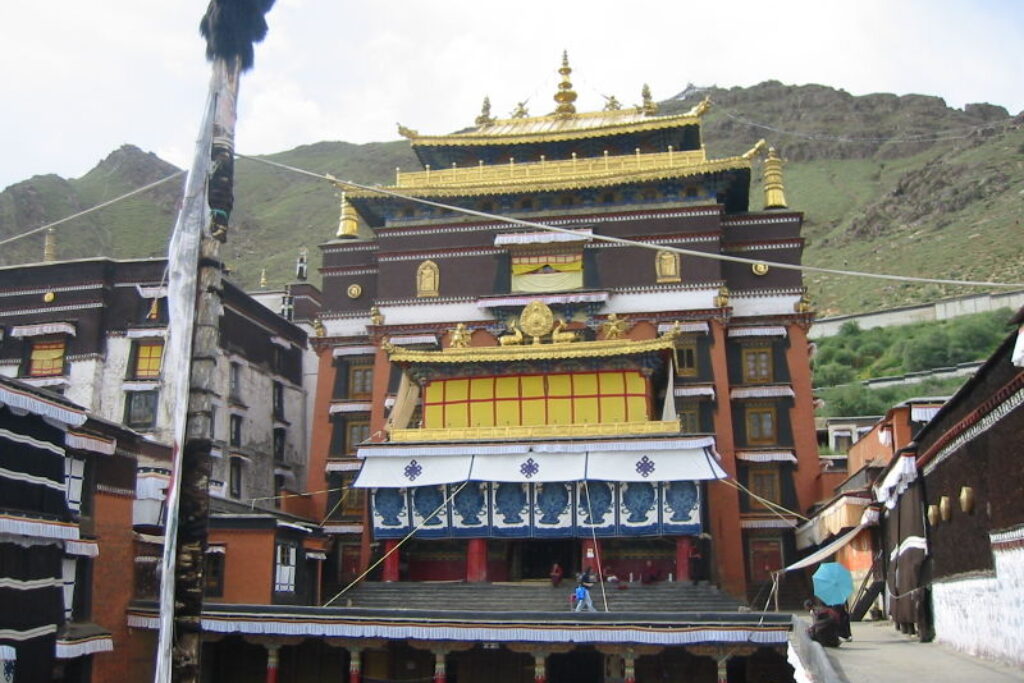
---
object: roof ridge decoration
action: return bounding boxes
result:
[553,51,577,118]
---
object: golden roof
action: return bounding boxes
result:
[345,146,753,200]
[384,334,678,364]
[403,104,708,148]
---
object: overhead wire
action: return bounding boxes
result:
[234,153,1024,290]
[0,170,185,249]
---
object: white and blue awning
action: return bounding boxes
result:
[353,438,725,488]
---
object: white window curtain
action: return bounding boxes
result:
[274,544,296,592]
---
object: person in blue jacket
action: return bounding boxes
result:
[574,582,596,612]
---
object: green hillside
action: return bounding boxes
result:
[1,81,1021,314]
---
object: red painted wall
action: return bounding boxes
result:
[91,490,155,683]
[208,528,275,604]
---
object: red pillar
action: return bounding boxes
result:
[348,647,362,683]
[532,653,547,683]
[675,536,694,582]
[581,538,601,574]
[466,538,488,583]
[433,650,447,683]
[381,539,400,582]
[624,654,636,683]
[265,644,280,683]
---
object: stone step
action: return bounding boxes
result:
[339,581,744,613]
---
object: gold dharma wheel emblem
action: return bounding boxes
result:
[43,291,56,303]
[347,283,363,299]
[751,262,770,276]
[519,301,555,340]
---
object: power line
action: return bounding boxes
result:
[0,170,186,249]
[236,153,1024,290]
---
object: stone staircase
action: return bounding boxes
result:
[338,580,745,613]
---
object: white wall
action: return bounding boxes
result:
[931,543,1024,666]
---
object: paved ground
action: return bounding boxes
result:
[825,620,1024,682]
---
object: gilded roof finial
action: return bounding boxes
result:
[259,268,267,288]
[475,97,496,126]
[763,146,788,210]
[337,193,360,239]
[397,123,419,139]
[296,249,308,281]
[510,101,529,118]
[602,94,622,112]
[553,51,577,118]
[43,227,56,262]
[640,84,658,115]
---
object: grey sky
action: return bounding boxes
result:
[1,0,1021,190]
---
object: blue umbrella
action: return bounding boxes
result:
[812,562,853,606]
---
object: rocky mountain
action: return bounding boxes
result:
[1,81,1021,314]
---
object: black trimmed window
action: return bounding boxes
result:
[746,404,777,445]
[349,364,374,399]
[274,543,297,592]
[273,381,285,421]
[273,427,286,463]
[204,551,225,597]
[747,465,781,510]
[742,346,773,384]
[229,414,243,447]
[229,457,243,498]
[129,339,164,379]
[125,391,159,430]
[26,338,66,377]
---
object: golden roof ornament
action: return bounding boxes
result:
[448,322,471,348]
[602,94,623,112]
[763,146,788,209]
[640,84,659,115]
[397,123,419,139]
[259,268,267,288]
[553,51,578,118]
[312,318,326,337]
[689,96,712,117]
[510,101,529,119]
[370,305,384,326]
[475,97,496,126]
[337,193,360,239]
[714,285,731,308]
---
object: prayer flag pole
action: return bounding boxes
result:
[155,3,274,681]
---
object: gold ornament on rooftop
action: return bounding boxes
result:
[752,262,769,276]
[448,323,471,348]
[762,146,788,209]
[475,97,496,126]
[337,193,360,239]
[601,313,631,340]
[416,260,440,298]
[553,51,578,119]
[656,250,681,283]
[510,101,529,119]
[714,285,730,308]
[640,84,658,115]
[347,283,362,299]
[602,94,622,112]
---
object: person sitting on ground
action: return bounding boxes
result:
[641,560,661,584]
[604,566,619,584]
[805,599,841,648]
[574,582,596,612]
[549,562,564,587]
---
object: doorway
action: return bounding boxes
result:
[509,539,578,581]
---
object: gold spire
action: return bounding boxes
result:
[475,97,496,126]
[640,84,658,115]
[337,193,360,239]
[259,269,267,288]
[43,227,56,262]
[553,51,577,118]
[762,146,788,209]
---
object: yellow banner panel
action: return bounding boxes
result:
[446,379,469,401]
[521,397,546,426]
[600,396,626,423]
[521,375,545,398]
[548,397,573,425]
[470,377,494,400]
[574,373,598,396]
[495,399,520,426]
[495,376,520,399]
[600,371,625,395]
[575,397,599,424]
[424,404,444,429]
[547,374,572,397]
[470,401,494,427]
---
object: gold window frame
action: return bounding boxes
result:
[746,404,777,445]
[741,345,773,384]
